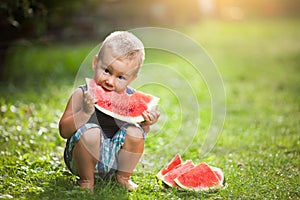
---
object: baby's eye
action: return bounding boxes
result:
[118,76,125,80]
[104,68,110,74]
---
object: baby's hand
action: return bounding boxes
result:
[82,91,97,115]
[141,110,160,127]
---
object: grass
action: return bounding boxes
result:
[1,18,299,199]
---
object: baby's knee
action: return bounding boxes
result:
[81,128,101,147]
[126,126,145,140]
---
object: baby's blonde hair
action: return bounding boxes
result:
[98,31,145,68]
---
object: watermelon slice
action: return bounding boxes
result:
[174,162,224,191]
[156,154,182,180]
[161,160,195,187]
[86,78,159,123]
[156,155,225,191]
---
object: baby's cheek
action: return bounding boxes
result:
[115,84,127,93]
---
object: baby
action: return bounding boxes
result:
[59,31,160,190]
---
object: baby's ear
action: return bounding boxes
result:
[93,55,98,71]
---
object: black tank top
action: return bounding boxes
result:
[80,85,135,138]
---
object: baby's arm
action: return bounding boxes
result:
[140,110,160,133]
[59,88,96,139]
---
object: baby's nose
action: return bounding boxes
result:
[106,76,115,86]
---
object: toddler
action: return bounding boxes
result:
[59,31,160,190]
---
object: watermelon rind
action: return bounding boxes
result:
[174,163,225,192]
[156,154,182,180]
[210,166,224,184]
[86,78,159,123]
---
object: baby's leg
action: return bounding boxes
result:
[72,127,100,189]
[117,126,145,190]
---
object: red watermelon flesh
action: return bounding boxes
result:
[86,78,159,123]
[162,160,195,187]
[174,162,223,191]
[156,154,182,180]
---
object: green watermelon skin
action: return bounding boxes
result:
[174,162,224,191]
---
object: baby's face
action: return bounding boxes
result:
[93,50,138,93]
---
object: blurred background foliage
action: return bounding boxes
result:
[0,0,299,82]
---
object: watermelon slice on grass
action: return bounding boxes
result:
[157,154,225,191]
[174,162,224,191]
[86,78,159,123]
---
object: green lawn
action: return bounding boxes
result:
[0,18,299,199]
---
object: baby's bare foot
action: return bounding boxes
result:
[79,180,94,193]
[116,174,138,191]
